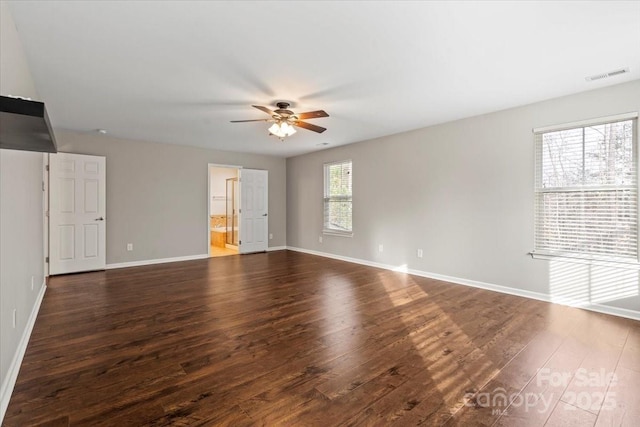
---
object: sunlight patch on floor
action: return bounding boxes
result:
[549,260,638,306]
[377,269,498,405]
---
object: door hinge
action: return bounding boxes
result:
[45,257,49,263]
[239,240,242,245]
[239,209,241,214]
[42,181,45,191]
[45,210,49,217]
[45,165,49,172]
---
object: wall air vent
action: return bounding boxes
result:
[585,68,629,82]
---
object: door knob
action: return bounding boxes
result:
[95,217,104,221]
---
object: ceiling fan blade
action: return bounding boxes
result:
[230,119,270,123]
[252,105,276,116]
[293,121,327,133]
[296,110,329,120]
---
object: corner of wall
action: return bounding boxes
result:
[0,2,46,423]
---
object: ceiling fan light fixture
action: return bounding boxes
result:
[268,121,296,139]
[232,103,328,139]
[281,122,296,136]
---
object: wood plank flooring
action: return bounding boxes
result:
[4,250,639,426]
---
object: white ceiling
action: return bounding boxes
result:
[8,1,640,158]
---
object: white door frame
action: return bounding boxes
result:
[49,152,106,274]
[43,153,49,277]
[207,163,242,256]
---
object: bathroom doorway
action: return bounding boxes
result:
[208,165,240,257]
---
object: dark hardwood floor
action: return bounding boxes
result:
[4,250,639,426]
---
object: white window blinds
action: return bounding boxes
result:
[324,160,352,234]
[534,116,638,261]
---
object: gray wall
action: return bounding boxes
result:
[0,0,45,404]
[287,79,640,314]
[56,130,286,265]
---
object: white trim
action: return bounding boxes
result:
[322,230,354,238]
[107,249,286,269]
[106,254,209,270]
[287,246,392,270]
[43,153,49,277]
[286,246,640,322]
[0,282,47,423]
[207,165,211,256]
[536,184,635,193]
[324,158,353,168]
[533,111,638,133]
[207,162,243,169]
[530,252,640,269]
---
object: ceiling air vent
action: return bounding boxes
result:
[585,68,629,82]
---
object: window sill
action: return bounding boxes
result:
[529,252,640,269]
[323,230,353,238]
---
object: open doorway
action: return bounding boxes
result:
[208,164,240,257]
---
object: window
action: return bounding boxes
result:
[324,160,352,235]
[533,114,638,262]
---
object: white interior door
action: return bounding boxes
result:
[239,169,268,254]
[49,153,106,274]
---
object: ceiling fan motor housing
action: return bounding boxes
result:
[274,102,294,119]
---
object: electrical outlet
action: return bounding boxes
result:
[417,249,423,258]
[378,244,384,253]
[12,309,17,328]
[127,243,133,251]
[269,233,273,240]
[319,236,323,244]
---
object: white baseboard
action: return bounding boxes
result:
[286,246,397,270]
[0,281,47,423]
[106,254,209,270]
[286,246,640,322]
[106,247,289,269]
[106,247,290,270]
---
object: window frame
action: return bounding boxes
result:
[323,159,353,237]
[532,112,639,265]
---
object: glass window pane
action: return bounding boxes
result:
[535,118,637,260]
[324,160,353,232]
[584,121,634,186]
[541,128,583,188]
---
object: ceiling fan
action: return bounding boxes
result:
[231,102,329,140]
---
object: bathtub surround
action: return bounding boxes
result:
[287,79,640,317]
[210,216,226,229]
[209,217,229,249]
[210,228,227,248]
